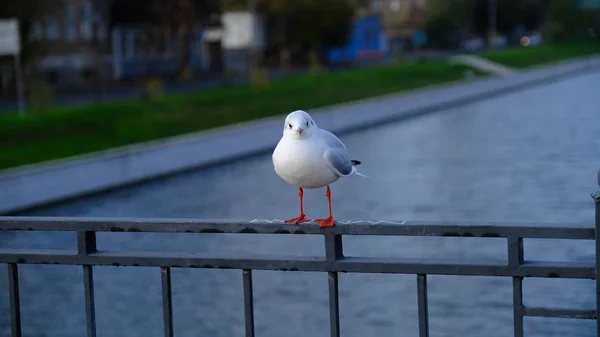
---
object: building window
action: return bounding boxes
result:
[30,22,42,40]
[80,2,93,40]
[92,10,107,41]
[124,31,136,60]
[65,4,77,41]
[370,0,381,11]
[389,0,401,12]
[46,18,59,40]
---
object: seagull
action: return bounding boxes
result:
[272,110,368,227]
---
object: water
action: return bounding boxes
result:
[2,72,600,337]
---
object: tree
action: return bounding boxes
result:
[470,0,548,40]
[541,0,599,43]
[259,0,356,65]
[424,0,474,49]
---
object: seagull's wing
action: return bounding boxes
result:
[320,129,355,177]
[319,129,347,150]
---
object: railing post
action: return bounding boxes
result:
[508,236,524,337]
[77,231,97,337]
[242,269,255,337]
[593,169,600,337]
[8,263,22,337]
[161,267,174,337]
[324,231,343,337]
[416,274,429,337]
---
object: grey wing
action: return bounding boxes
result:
[319,129,347,150]
[323,148,354,176]
[320,129,355,176]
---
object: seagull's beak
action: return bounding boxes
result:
[295,127,304,135]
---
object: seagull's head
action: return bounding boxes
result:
[283,110,318,140]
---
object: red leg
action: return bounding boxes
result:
[285,187,311,224]
[315,186,335,227]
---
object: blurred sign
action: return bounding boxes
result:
[0,18,21,55]
[412,30,427,47]
[204,28,223,42]
[221,12,264,49]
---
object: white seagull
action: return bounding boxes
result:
[272,110,368,227]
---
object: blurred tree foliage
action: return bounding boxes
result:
[259,0,356,65]
[470,0,546,37]
[424,0,473,49]
[542,0,600,43]
[425,0,549,49]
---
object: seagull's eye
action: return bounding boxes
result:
[288,123,292,129]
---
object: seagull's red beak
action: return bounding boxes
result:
[295,127,304,135]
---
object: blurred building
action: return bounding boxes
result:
[28,0,110,87]
[358,0,428,54]
[27,0,226,89]
[326,15,387,65]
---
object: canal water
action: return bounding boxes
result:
[2,71,600,337]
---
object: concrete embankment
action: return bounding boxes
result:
[1,55,600,214]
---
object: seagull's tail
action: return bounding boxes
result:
[350,164,370,179]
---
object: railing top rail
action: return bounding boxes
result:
[0,216,594,239]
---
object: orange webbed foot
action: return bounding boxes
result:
[315,216,335,228]
[285,214,311,224]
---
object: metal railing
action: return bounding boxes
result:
[1,193,599,337]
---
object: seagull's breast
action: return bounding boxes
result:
[272,137,339,189]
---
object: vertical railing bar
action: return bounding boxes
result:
[593,180,600,337]
[242,269,255,337]
[507,236,524,266]
[78,230,97,337]
[417,274,429,337]
[508,236,525,337]
[8,263,22,337]
[328,271,340,337]
[324,231,342,337]
[83,265,97,337]
[161,267,174,337]
[512,277,524,337]
[324,233,344,261]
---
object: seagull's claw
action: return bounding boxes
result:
[285,215,311,224]
[315,216,335,228]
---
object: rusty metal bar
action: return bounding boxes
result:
[161,267,174,337]
[417,274,429,337]
[242,269,255,337]
[8,263,22,337]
